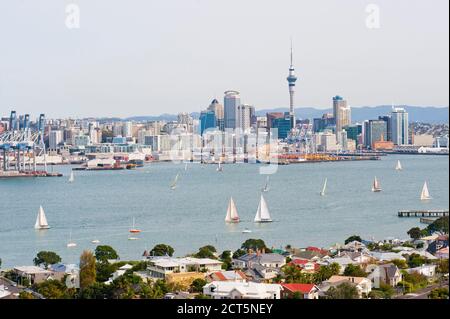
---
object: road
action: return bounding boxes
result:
[395,280,449,299]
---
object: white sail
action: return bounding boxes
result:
[320,178,328,196]
[372,177,381,192]
[67,230,77,247]
[254,195,272,222]
[34,206,50,229]
[217,162,223,172]
[395,160,402,170]
[421,182,432,200]
[225,197,240,223]
[262,176,270,192]
[184,163,188,171]
[170,174,179,189]
[68,171,74,182]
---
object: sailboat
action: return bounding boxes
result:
[254,194,273,223]
[242,228,252,234]
[320,178,328,196]
[372,177,382,192]
[395,160,403,171]
[217,162,223,172]
[91,239,101,244]
[68,171,75,183]
[225,197,240,223]
[420,182,432,201]
[184,163,188,171]
[67,231,77,248]
[262,176,270,193]
[129,217,141,233]
[170,174,179,190]
[34,206,50,230]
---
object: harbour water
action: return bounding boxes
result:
[0,155,448,268]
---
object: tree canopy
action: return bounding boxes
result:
[241,239,267,251]
[80,250,96,290]
[343,264,367,277]
[150,244,174,257]
[194,245,217,259]
[344,235,362,245]
[94,245,119,263]
[33,251,61,268]
[325,282,359,299]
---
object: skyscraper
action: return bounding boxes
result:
[237,104,254,132]
[364,120,387,149]
[333,96,351,136]
[286,42,297,129]
[207,99,224,131]
[9,111,17,131]
[391,107,409,145]
[224,90,240,129]
[199,110,216,135]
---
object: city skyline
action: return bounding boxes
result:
[0,0,448,118]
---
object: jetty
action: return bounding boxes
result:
[398,210,449,217]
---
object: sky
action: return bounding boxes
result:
[0,0,448,118]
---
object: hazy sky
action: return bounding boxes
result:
[0,0,448,118]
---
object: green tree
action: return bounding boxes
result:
[343,264,367,277]
[325,282,359,299]
[427,216,449,234]
[232,249,246,259]
[407,227,422,240]
[344,235,362,245]
[18,291,35,299]
[436,259,449,274]
[368,290,384,299]
[150,244,174,257]
[0,258,2,268]
[220,250,233,270]
[96,262,117,283]
[379,283,395,299]
[34,279,74,299]
[314,263,340,283]
[406,253,428,268]
[79,282,112,299]
[402,271,428,291]
[80,250,96,290]
[282,264,314,284]
[195,293,212,299]
[241,239,267,251]
[94,245,119,263]
[391,259,408,269]
[194,245,217,259]
[428,287,449,299]
[33,251,62,268]
[190,278,207,293]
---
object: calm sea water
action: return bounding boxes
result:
[0,155,448,268]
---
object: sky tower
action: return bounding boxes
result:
[286,41,298,129]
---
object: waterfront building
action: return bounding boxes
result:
[224,90,240,129]
[146,256,223,279]
[272,113,291,139]
[333,96,351,136]
[286,42,298,129]
[199,111,216,135]
[317,131,339,152]
[256,116,267,130]
[378,115,392,141]
[9,111,17,131]
[343,124,362,145]
[203,281,282,299]
[122,121,133,138]
[112,123,123,137]
[391,107,409,145]
[364,120,387,149]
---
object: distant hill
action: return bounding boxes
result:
[95,106,448,124]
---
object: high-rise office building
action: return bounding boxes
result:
[266,112,284,130]
[391,107,409,145]
[378,115,392,141]
[207,99,224,131]
[313,113,335,133]
[344,124,363,144]
[9,111,17,131]
[286,42,298,129]
[224,91,240,129]
[272,113,292,139]
[199,111,216,135]
[333,96,351,136]
[237,104,253,132]
[364,120,387,149]
[49,130,63,150]
[122,121,133,138]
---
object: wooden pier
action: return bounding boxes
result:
[398,210,449,217]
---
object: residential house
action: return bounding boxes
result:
[147,256,223,279]
[49,263,80,289]
[369,251,406,262]
[366,263,402,288]
[290,259,320,273]
[207,270,247,282]
[203,281,282,299]
[427,235,449,255]
[320,275,372,298]
[280,283,320,299]
[406,265,437,278]
[13,266,64,285]
[232,253,286,269]
[436,247,449,259]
